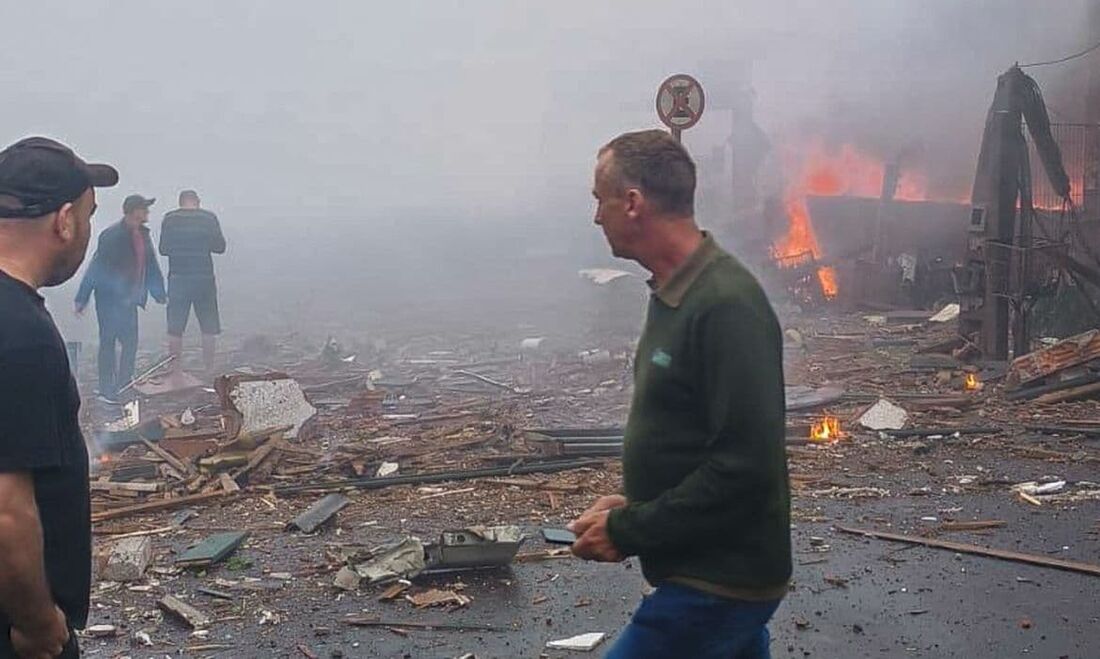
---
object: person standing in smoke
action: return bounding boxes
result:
[159,189,226,377]
[75,194,166,403]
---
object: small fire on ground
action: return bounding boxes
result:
[810,416,843,443]
[964,373,982,391]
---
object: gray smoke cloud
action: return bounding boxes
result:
[1,0,1091,335]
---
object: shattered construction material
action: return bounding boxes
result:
[216,373,317,440]
[352,538,426,584]
[858,399,909,430]
[929,303,961,323]
[101,536,153,582]
[286,493,350,533]
[158,595,212,629]
[1007,328,1100,390]
[546,632,607,652]
[176,531,249,568]
[425,525,525,571]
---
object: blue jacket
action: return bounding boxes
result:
[75,220,166,309]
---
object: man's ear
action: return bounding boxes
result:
[52,203,76,243]
[624,188,644,219]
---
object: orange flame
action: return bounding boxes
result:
[817,266,839,300]
[810,416,842,443]
[774,140,930,299]
[964,373,982,391]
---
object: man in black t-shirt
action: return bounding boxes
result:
[160,189,225,376]
[0,137,118,658]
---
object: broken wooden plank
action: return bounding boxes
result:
[285,493,350,533]
[218,472,241,493]
[939,520,1007,532]
[177,531,249,568]
[1024,424,1100,438]
[158,595,212,629]
[198,452,250,473]
[1008,329,1100,388]
[881,426,1002,439]
[140,437,194,477]
[836,525,1100,577]
[91,491,234,523]
[342,616,505,632]
[90,481,160,494]
[230,437,282,482]
[196,587,235,600]
[1034,380,1100,405]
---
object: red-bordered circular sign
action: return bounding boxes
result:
[656,74,705,131]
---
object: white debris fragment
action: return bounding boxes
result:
[376,461,399,478]
[930,303,961,323]
[85,624,117,637]
[859,399,909,431]
[1013,480,1067,496]
[180,407,196,426]
[547,632,607,651]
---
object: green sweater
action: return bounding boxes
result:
[606,233,791,599]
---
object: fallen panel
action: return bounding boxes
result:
[177,531,249,568]
[425,525,525,570]
[216,373,317,440]
[353,538,425,584]
[286,493,350,533]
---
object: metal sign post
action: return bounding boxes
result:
[656,74,705,142]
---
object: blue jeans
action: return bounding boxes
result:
[605,583,781,659]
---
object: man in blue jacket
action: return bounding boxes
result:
[75,195,165,402]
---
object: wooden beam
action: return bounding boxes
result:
[836,525,1100,577]
[1034,380,1100,404]
[91,491,233,523]
[140,437,194,477]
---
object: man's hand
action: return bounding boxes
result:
[10,604,68,659]
[569,509,624,562]
[576,494,627,519]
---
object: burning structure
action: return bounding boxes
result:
[763,139,968,309]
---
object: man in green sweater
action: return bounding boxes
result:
[568,129,791,658]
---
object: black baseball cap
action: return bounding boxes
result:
[123,194,155,214]
[0,136,119,219]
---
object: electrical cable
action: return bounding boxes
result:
[1019,38,1100,68]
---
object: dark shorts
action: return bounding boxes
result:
[167,276,221,336]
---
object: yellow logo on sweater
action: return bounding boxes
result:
[651,348,672,368]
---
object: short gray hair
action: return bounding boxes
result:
[599,129,696,216]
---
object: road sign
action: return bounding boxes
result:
[656,74,705,141]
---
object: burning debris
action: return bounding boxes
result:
[810,416,843,443]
